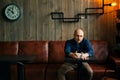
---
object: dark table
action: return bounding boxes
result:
[0,55,35,80]
[64,56,96,80]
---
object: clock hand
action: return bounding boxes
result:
[8,8,14,14]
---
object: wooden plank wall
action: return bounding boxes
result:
[0,0,119,46]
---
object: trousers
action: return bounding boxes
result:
[57,62,93,80]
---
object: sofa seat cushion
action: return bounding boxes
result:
[90,64,115,80]
[66,70,77,80]
[90,64,114,73]
[46,64,63,80]
[11,65,17,80]
[65,63,115,80]
[46,63,88,80]
[25,64,47,80]
[66,64,111,80]
[11,64,47,80]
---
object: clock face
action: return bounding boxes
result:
[4,3,21,21]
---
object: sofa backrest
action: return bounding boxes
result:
[48,40,109,64]
[0,40,109,64]
[90,40,108,63]
[18,41,48,63]
[0,41,18,55]
[48,41,65,63]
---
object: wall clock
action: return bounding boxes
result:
[3,3,21,21]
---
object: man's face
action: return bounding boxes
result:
[74,30,84,43]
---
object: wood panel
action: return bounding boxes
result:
[81,0,88,38]
[48,0,57,40]
[29,0,37,40]
[88,0,96,40]
[37,0,49,40]
[53,0,62,40]
[61,0,68,40]
[22,0,30,40]
[36,0,42,40]
[0,0,119,46]
[74,0,81,29]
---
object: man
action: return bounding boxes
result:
[57,28,94,80]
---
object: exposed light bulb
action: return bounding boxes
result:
[81,16,85,19]
[111,2,117,6]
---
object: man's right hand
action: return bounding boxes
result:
[68,51,79,59]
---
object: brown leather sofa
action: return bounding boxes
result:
[0,40,115,80]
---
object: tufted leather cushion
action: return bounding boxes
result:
[18,41,48,63]
[48,41,65,63]
[90,40,108,63]
[0,41,18,55]
[46,64,62,80]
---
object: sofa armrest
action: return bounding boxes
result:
[110,56,120,69]
[105,56,117,70]
[110,56,120,79]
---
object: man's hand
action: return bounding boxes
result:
[80,52,89,60]
[68,51,79,59]
[68,51,89,60]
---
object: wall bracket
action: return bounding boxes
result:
[50,0,116,22]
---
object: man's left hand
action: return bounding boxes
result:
[80,53,89,60]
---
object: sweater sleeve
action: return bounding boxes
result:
[85,40,94,57]
[64,40,71,56]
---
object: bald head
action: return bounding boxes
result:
[74,29,84,35]
[74,29,84,43]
